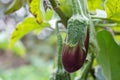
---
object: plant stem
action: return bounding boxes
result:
[53,21,71,80]
[49,0,68,27]
[95,23,117,27]
[72,0,85,17]
[79,0,88,17]
[56,21,63,70]
[78,53,94,80]
[91,16,110,21]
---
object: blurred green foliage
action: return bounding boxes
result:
[0,32,26,57]
[0,58,52,80]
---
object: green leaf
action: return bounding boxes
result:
[28,0,43,23]
[105,0,120,21]
[44,9,54,21]
[0,33,26,57]
[9,17,50,47]
[96,30,120,80]
[87,0,103,11]
[39,0,54,21]
[4,0,25,14]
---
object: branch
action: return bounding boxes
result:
[95,23,117,27]
[78,53,94,80]
[49,0,68,27]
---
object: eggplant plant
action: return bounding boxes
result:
[2,0,120,80]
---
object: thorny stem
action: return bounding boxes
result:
[49,0,68,27]
[53,21,71,80]
[79,0,89,17]
[56,20,63,70]
[72,0,81,15]
[72,0,86,18]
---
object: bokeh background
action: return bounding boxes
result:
[0,0,56,80]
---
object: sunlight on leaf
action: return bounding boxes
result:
[96,30,120,80]
[88,0,103,11]
[112,24,120,43]
[28,0,43,23]
[9,17,50,48]
[44,9,54,21]
[105,0,120,21]
[115,35,120,43]
[39,0,54,21]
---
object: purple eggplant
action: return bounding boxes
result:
[62,29,89,73]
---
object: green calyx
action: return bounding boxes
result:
[66,0,89,49]
[66,15,87,48]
